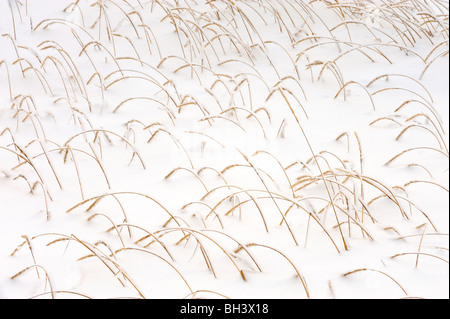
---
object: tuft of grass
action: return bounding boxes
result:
[1,0,448,299]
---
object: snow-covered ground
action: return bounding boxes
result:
[0,0,448,299]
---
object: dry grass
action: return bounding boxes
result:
[1,0,448,299]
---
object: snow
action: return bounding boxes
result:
[0,0,448,299]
